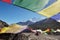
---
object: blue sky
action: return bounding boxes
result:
[0,0,56,24]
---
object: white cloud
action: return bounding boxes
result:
[57,20,60,22]
[29,18,38,22]
[29,19,36,22]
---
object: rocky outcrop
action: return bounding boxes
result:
[0,20,9,28]
[0,33,60,40]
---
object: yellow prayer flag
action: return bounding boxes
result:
[38,0,60,17]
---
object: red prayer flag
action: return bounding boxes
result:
[2,0,11,4]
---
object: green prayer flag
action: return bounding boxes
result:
[13,0,49,12]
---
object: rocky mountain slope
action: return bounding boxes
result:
[29,18,60,30]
